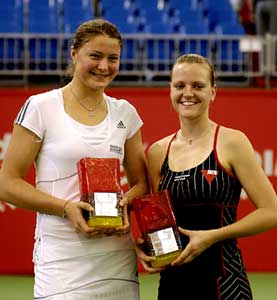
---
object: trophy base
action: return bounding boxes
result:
[87,216,123,228]
[151,249,182,268]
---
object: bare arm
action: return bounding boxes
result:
[212,129,277,240]
[0,125,94,235]
[0,125,66,214]
[112,129,150,235]
[147,136,171,192]
[134,136,170,272]
[123,129,150,203]
[172,129,277,265]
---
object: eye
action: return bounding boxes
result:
[193,83,205,90]
[109,56,119,62]
[173,83,185,90]
[90,53,101,59]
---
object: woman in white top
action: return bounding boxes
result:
[0,19,149,300]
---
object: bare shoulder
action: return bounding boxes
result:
[147,134,175,190]
[147,134,175,159]
[218,126,253,150]
[217,126,255,173]
[147,134,175,172]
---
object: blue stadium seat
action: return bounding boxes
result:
[185,22,209,34]
[100,0,140,33]
[120,38,143,71]
[132,0,173,33]
[27,0,61,71]
[168,0,195,10]
[61,0,94,33]
[0,0,24,32]
[213,38,244,72]
[117,22,140,34]
[220,23,245,35]
[166,5,208,34]
[179,39,209,58]
[100,0,135,21]
[202,0,244,34]
[0,38,24,70]
[202,0,233,11]
[102,8,138,33]
[100,0,127,10]
[146,38,175,71]
[28,0,60,33]
[28,38,60,71]
[174,6,204,23]
[143,22,175,34]
[209,9,239,32]
[199,0,245,71]
[0,1,24,70]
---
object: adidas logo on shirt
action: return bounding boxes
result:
[117,120,126,129]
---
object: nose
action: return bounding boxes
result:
[97,58,108,70]
[182,85,194,97]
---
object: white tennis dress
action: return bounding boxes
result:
[15,89,143,300]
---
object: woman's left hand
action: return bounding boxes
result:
[171,227,215,266]
[104,195,130,236]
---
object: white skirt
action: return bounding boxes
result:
[33,237,139,300]
[36,280,139,300]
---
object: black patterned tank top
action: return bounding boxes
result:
[158,125,243,275]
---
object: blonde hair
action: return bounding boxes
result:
[172,54,216,87]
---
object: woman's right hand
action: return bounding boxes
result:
[135,237,165,274]
[63,200,106,237]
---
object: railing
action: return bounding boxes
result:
[0,33,276,87]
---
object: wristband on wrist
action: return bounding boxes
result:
[62,200,71,218]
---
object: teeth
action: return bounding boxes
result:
[92,73,108,77]
[181,101,195,105]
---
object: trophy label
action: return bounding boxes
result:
[94,192,118,217]
[149,227,179,256]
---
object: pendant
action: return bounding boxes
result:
[187,139,193,145]
[88,111,94,117]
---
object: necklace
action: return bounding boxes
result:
[180,123,213,146]
[69,84,102,118]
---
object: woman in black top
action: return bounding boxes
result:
[137,54,277,299]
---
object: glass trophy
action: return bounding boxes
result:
[77,157,123,228]
[132,190,182,268]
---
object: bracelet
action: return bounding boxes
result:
[62,200,71,218]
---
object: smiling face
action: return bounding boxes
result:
[170,61,216,121]
[71,34,121,91]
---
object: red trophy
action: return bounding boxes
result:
[77,157,123,228]
[132,190,182,267]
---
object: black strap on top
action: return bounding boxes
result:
[160,124,220,176]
